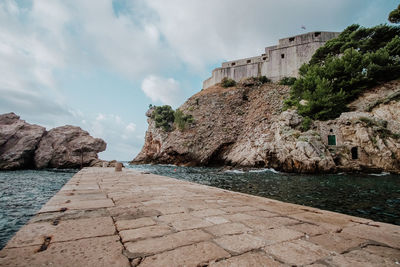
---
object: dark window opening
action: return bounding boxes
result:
[281,54,285,59]
[289,37,295,42]
[247,60,251,63]
[329,129,333,133]
[314,32,321,37]
[328,135,336,146]
[262,57,267,60]
[231,62,236,66]
[351,147,358,160]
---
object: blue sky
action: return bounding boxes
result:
[0,0,398,160]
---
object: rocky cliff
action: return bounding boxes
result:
[133,79,400,174]
[0,113,106,170]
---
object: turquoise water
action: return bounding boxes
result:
[0,170,77,249]
[128,164,400,226]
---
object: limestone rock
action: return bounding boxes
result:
[34,126,106,169]
[0,113,46,170]
[132,79,400,174]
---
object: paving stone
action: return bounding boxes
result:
[209,252,285,267]
[171,217,213,231]
[214,233,268,254]
[342,223,400,249]
[222,213,257,222]
[287,223,337,236]
[0,236,130,267]
[139,242,230,267]
[204,222,252,236]
[323,249,399,267]
[242,216,300,231]
[39,198,114,213]
[115,217,155,231]
[257,227,304,245]
[6,217,115,248]
[190,208,226,217]
[245,210,278,218]
[157,212,193,223]
[205,216,230,225]
[119,225,172,243]
[221,206,259,213]
[363,245,400,262]
[125,229,212,257]
[289,211,359,228]
[263,239,331,266]
[308,232,368,253]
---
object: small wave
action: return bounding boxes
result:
[224,169,245,174]
[249,168,280,174]
[369,172,390,177]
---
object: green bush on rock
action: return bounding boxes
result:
[151,105,194,132]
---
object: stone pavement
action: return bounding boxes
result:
[1,167,399,266]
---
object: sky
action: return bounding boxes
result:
[0,0,398,160]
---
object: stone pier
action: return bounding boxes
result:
[1,167,399,266]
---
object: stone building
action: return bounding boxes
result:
[203,31,340,89]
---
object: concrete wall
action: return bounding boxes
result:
[203,31,340,89]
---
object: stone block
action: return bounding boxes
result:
[263,240,331,266]
[257,227,304,245]
[242,216,300,231]
[190,208,226,217]
[125,229,212,257]
[119,225,171,243]
[204,222,252,236]
[209,252,284,267]
[308,232,368,253]
[172,218,213,231]
[115,217,155,231]
[214,233,267,254]
[205,216,230,225]
[0,236,130,267]
[139,242,230,267]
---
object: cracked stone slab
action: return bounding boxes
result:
[139,241,230,267]
[209,251,285,267]
[0,235,130,267]
[5,217,116,248]
[115,217,156,231]
[214,233,268,254]
[204,222,252,236]
[119,225,172,243]
[125,229,212,257]
[308,232,368,253]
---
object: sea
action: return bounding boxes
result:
[0,164,399,249]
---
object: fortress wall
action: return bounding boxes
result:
[202,32,340,89]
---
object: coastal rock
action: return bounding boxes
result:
[34,126,106,169]
[133,79,400,174]
[0,113,46,170]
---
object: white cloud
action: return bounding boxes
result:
[141,75,183,107]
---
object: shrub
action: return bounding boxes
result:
[279,77,297,86]
[151,105,175,131]
[221,77,236,88]
[174,109,194,131]
[301,117,312,131]
[257,76,271,84]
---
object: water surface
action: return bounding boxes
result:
[0,169,76,249]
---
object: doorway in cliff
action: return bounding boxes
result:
[328,135,336,146]
[351,147,358,160]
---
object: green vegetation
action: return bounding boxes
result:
[301,116,312,131]
[285,23,400,121]
[256,76,271,84]
[174,109,194,130]
[279,77,297,86]
[151,105,194,132]
[359,117,399,140]
[389,4,400,24]
[221,77,236,88]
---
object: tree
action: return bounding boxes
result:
[389,4,400,23]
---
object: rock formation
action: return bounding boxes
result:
[0,113,46,170]
[34,126,106,169]
[0,113,106,170]
[132,79,400,174]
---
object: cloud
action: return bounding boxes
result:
[141,75,183,107]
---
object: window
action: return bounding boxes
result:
[281,54,285,59]
[314,32,321,37]
[328,135,336,146]
[247,60,251,63]
[351,147,358,160]
[289,37,295,42]
[232,62,236,66]
[262,57,267,60]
